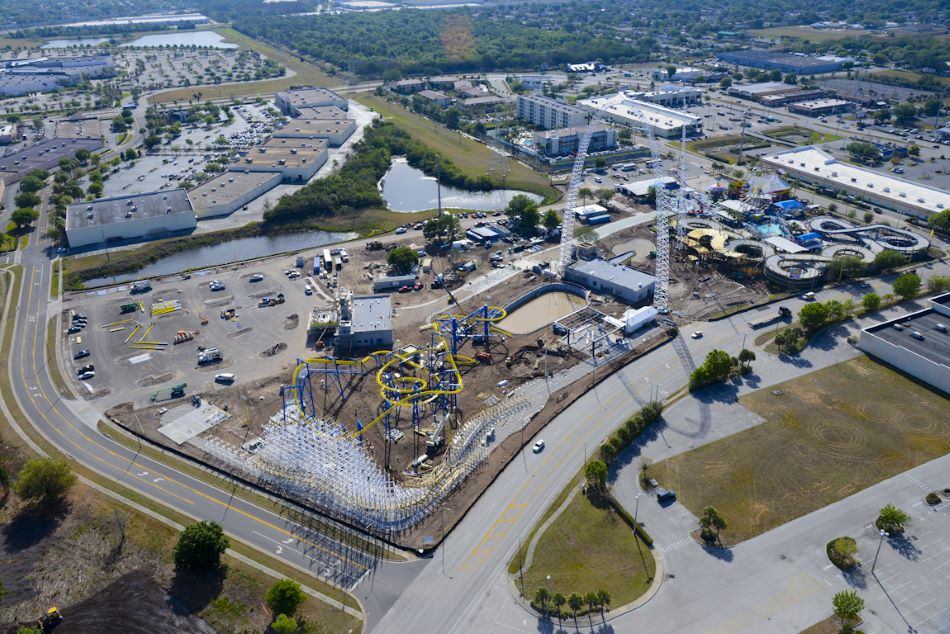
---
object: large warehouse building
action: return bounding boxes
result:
[859,293,950,394]
[273,115,356,146]
[565,258,656,304]
[761,146,950,219]
[275,87,348,116]
[578,92,702,138]
[188,171,281,218]
[0,55,115,96]
[1,138,103,185]
[717,50,845,74]
[65,189,196,248]
[229,144,327,183]
[516,95,588,130]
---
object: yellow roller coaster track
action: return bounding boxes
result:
[289,306,508,439]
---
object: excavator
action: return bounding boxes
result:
[37,607,63,632]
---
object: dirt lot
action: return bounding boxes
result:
[651,357,950,543]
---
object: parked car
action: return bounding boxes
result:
[656,488,677,503]
[691,331,703,339]
[395,227,407,235]
[532,439,545,453]
[78,371,96,380]
[73,349,90,360]
[67,325,83,334]
[76,364,95,375]
[249,274,264,282]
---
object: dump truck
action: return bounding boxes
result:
[130,280,151,294]
[257,293,285,307]
[197,347,222,365]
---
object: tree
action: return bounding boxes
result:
[775,326,805,355]
[873,249,905,271]
[862,292,881,312]
[832,590,864,627]
[666,65,677,79]
[422,214,460,245]
[719,76,732,90]
[13,458,76,503]
[594,157,607,169]
[551,592,566,621]
[930,208,950,233]
[173,521,229,571]
[827,255,865,281]
[596,589,611,617]
[908,144,920,157]
[927,274,950,293]
[19,174,45,193]
[585,459,608,492]
[568,593,583,619]
[892,273,921,300]
[505,194,540,236]
[10,208,39,231]
[74,148,91,164]
[737,348,755,370]
[270,613,298,634]
[584,592,598,619]
[892,103,918,125]
[845,141,879,164]
[266,579,305,616]
[14,191,40,209]
[799,302,831,334]
[699,506,727,546]
[534,587,549,613]
[387,246,419,274]
[876,504,911,534]
[689,349,734,391]
[863,210,874,224]
[444,108,461,130]
[578,187,592,207]
[542,209,560,231]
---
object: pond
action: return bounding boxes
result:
[42,38,109,49]
[84,229,355,287]
[122,31,237,49]
[380,158,541,213]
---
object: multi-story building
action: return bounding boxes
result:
[533,123,617,157]
[517,95,588,130]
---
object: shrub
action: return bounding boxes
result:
[875,504,911,534]
[174,521,229,571]
[13,458,76,503]
[827,536,858,570]
[926,492,941,506]
[266,579,305,616]
[270,613,298,634]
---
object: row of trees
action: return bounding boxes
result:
[598,402,663,464]
[533,587,611,623]
[504,194,559,237]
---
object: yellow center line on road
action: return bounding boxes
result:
[20,266,373,572]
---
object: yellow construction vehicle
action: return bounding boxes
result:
[38,607,63,631]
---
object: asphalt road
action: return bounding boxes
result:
[6,215,380,607]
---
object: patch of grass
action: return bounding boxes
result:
[765,126,841,144]
[0,233,16,253]
[871,69,950,89]
[507,474,580,575]
[799,616,841,634]
[749,26,872,42]
[45,316,72,398]
[355,92,558,202]
[50,259,61,299]
[651,357,950,543]
[149,27,332,105]
[520,490,655,611]
[686,135,743,151]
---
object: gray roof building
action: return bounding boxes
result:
[65,189,196,248]
[565,258,656,305]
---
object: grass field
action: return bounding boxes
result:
[356,93,559,202]
[765,126,841,144]
[651,357,950,543]
[148,28,332,105]
[517,490,655,611]
[749,26,874,42]
[871,69,950,89]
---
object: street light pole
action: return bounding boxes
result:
[634,492,642,528]
[871,529,889,574]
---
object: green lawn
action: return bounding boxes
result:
[356,93,558,202]
[870,69,950,89]
[516,490,655,613]
[765,126,842,144]
[149,27,332,105]
[749,26,874,42]
[651,357,950,543]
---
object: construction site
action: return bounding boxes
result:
[59,98,935,547]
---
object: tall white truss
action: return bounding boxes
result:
[557,119,596,275]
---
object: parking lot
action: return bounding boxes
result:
[61,260,325,410]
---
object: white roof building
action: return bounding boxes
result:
[578,92,702,138]
[761,146,950,219]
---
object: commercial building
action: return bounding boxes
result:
[758,88,830,108]
[461,96,509,111]
[717,50,846,74]
[335,293,394,352]
[729,81,801,101]
[54,114,101,139]
[518,75,557,89]
[858,293,950,395]
[273,116,356,147]
[188,171,281,218]
[761,146,950,219]
[275,87,347,116]
[0,54,115,96]
[0,138,103,185]
[0,124,17,145]
[229,145,327,183]
[787,98,854,117]
[566,62,608,73]
[579,92,702,138]
[651,67,707,82]
[372,274,417,293]
[65,189,196,249]
[635,85,703,108]
[416,89,451,107]
[533,123,617,157]
[294,106,349,121]
[516,95,588,130]
[565,258,656,304]
[618,176,678,200]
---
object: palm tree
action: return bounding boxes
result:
[534,587,549,614]
[700,506,727,547]
[568,593,583,621]
[585,592,599,626]
[597,589,611,620]
[552,592,566,624]
[579,187,592,207]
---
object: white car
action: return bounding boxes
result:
[532,439,545,453]
[78,371,95,380]
[394,227,408,235]
[691,331,703,339]
[249,274,264,282]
